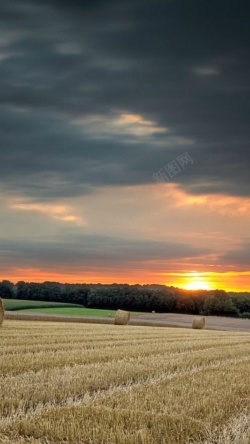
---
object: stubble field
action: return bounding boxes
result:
[0,320,250,444]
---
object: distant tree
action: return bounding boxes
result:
[0,280,15,298]
[203,296,223,315]
[16,281,28,299]
[230,294,250,314]
[6,280,250,318]
[222,298,239,317]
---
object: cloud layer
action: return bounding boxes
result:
[0,0,250,288]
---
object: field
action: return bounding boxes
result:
[2,299,117,317]
[0,320,250,443]
[19,307,117,316]
[2,299,83,311]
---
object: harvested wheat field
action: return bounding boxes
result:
[0,320,250,444]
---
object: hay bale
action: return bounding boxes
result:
[0,298,4,326]
[114,309,130,325]
[192,316,205,329]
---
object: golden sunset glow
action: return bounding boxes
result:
[0,266,249,292]
[160,270,250,292]
[172,271,212,291]
[182,280,211,291]
[179,276,208,290]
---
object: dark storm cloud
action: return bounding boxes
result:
[220,242,250,269]
[0,0,250,199]
[0,234,210,269]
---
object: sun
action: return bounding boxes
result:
[183,280,211,291]
[181,272,212,291]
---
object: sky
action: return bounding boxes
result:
[0,0,250,291]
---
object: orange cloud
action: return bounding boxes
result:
[8,200,86,226]
[164,183,250,216]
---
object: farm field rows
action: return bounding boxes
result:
[0,320,250,443]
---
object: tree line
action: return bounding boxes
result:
[0,280,250,318]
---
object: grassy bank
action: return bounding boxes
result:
[2,299,117,317]
[21,307,117,317]
[2,298,83,311]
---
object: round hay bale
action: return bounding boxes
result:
[0,298,4,326]
[114,309,130,325]
[192,316,205,329]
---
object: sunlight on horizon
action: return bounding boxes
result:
[181,280,212,291]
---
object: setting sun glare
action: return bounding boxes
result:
[182,280,211,291]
